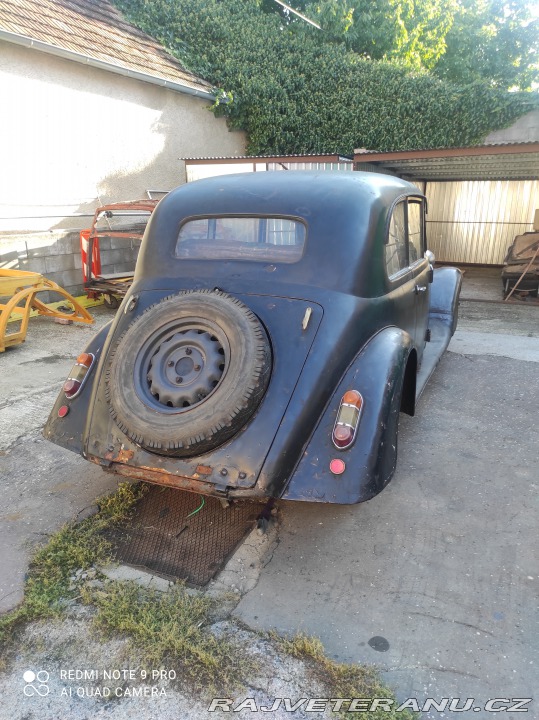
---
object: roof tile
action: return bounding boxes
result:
[0,0,213,94]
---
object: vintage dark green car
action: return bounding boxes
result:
[44,172,461,504]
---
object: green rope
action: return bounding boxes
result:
[186,497,205,518]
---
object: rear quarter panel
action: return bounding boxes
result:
[283,327,414,504]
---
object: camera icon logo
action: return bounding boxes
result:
[23,670,50,697]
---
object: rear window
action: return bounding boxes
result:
[175,216,305,263]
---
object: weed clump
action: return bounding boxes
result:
[276,632,418,720]
[88,581,256,695]
[0,482,145,640]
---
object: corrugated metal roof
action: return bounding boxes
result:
[356,141,539,156]
[0,0,213,95]
[354,143,539,181]
[184,154,353,163]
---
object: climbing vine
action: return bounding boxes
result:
[113,0,538,155]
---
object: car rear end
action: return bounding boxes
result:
[44,172,423,503]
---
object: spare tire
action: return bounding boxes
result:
[105,290,271,457]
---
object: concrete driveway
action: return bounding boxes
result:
[0,297,537,719]
[0,308,118,613]
[234,300,539,717]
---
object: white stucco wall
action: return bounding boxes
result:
[0,41,246,233]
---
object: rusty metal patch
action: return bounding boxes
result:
[104,486,265,587]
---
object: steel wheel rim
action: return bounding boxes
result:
[134,319,229,413]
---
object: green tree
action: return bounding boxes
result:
[301,0,457,70]
[433,0,539,90]
[278,0,538,88]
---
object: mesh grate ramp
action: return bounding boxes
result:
[105,486,266,587]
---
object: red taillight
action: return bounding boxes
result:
[63,353,95,399]
[332,389,363,450]
[63,379,81,398]
[334,424,354,445]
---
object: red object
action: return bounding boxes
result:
[80,200,158,287]
[333,425,353,445]
[63,379,81,398]
[329,458,346,475]
[80,229,101,282]
[58,405,70,418]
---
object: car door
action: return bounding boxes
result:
[384,200,416,343]
[385,197,429,361]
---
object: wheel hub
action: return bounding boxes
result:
[146,329,225,408]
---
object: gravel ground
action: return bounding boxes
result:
[1,292,538,719]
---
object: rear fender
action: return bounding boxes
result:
[42,321,112,454]
[283,327,414,504]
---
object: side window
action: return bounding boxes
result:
[385,197,425,279]
[385,202,407,277]
[408,200,423,265]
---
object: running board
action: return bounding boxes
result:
[416,317,453,400]
[416,266,463,401]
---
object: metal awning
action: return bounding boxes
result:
[184,154,352,165]
[354,143,539,182]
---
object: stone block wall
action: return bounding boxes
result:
[0,230,141,303]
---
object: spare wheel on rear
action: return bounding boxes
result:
[105,290,271,457]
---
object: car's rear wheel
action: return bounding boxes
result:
[105,290,271,456]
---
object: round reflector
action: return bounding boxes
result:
[330,458,346,475]
[58,405,70,418]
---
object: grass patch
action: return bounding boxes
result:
[0,481,255,695]
[275,632,418,719]
[0,482,146,642]
[85,581,256,695]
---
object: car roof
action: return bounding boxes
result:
[138,171,422,297]
[165,170,416,216]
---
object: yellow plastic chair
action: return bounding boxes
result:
[0,270,94,352]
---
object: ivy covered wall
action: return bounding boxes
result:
[113,0,538,155]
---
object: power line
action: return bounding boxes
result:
[273,0,321,29]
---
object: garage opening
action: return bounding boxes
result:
[355,140,539,302]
